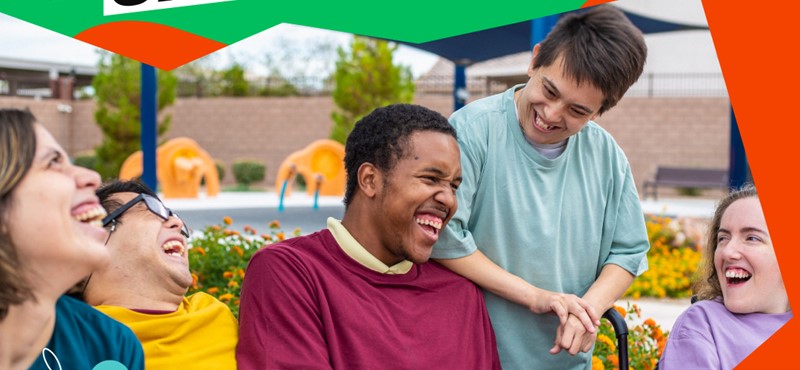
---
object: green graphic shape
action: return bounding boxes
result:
[0,0,585,45]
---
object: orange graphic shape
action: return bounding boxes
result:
[75,21,227,70]
[581,0,614,8]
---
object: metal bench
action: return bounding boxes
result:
[642,167,729,200]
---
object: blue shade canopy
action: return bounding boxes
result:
[392,9,708,66]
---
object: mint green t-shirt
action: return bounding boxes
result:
[432,86,649,370]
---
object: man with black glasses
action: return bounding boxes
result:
[82,179,238,369]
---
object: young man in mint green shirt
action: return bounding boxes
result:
[432,5,649,369]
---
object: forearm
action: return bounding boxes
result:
[435,250,545,309]
[581,264,635,314]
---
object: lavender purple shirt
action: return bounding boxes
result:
[659,299,792,369]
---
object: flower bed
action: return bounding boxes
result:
[592,304,668,370]
[625,215,704,299]
[187,217,299,317]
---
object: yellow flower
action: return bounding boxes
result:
[597,334,616,353]
[219,293,234,301]
[207,287,219,294]
[223,216,233,225]
[591,356,604,370]
[276,232,285,241]
[228,280,239,288]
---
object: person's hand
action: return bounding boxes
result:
[528,291,600,334]
[550,314,598,356]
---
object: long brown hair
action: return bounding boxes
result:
[0,109,38,320]
[693,184,759,301]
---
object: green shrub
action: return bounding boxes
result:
[73,151,97,170]
[215,160,226,182]
[232,159,266,188]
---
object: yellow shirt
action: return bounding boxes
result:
[327,217,413,274]
[96,292,237,370]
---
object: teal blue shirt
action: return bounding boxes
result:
[28,295,144,370]
[433,86,649,369]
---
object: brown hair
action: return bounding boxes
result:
[533,5,647,115]
[0,109,38,320]
[693,184,759,301]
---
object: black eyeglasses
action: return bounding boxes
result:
[101,193,191,238]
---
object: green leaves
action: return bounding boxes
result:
[91,52,177,179]
[330,36,414,144]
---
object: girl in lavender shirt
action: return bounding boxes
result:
[659,185,792,369]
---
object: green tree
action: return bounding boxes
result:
[220,63,250,96]
[330,36,414,143]
[92,52,177,180]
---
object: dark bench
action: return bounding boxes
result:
[642,167,729,200]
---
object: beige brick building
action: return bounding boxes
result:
[0,94,730,197]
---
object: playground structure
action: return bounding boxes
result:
[119,137,220,198]
[275,139,345,211]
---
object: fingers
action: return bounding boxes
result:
[552,315,598,356]
[561,295,597,333]
[550,300,568,326]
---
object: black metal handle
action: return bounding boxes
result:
[603,308,629,370]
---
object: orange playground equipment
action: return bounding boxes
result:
[119,137,220,198]
[275,139,346,198]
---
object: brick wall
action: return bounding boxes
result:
[0,95,730,194]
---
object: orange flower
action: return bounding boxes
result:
[194,246,206,256]
[191,273,199,289]
[244,225,256,235]
[644,318,657,328]
[608,354,619,367]
[234,299,240,306]
[276,232,285,241]
[269,220,281,229]
[207,287,219,294]
[237,269,245,278]
[223,216,233,225]
[262,234,273,241]
[223,271,234,279]
[232,246,244,257]
[219,293,234,301]
[591,356,604,370]
[211,225,221,231]
[228,280,239,288]
[613,305,626,319]
[293,227,302,236]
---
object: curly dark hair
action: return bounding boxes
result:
[0,109,38,320]
[343,104,456,207]
[534,5,647,115]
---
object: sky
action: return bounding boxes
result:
[0,0,718,78]
[0,13,441,78]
